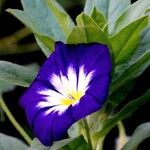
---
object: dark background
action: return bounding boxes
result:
[0,0,149,149]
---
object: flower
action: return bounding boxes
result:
[20,42,112,146]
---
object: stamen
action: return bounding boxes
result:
[67,94,75,101]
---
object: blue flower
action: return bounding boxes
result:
[20,42,112,146]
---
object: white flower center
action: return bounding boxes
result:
[37,65,94,114]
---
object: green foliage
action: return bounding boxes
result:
[3,0,150,149]
[45,0,74,37]
[67,13,111,48]
[30,136,90,150]
[7,0,74,56]
[0,80,15,94]
[30,138,49,150]
[94,88,150,139]
[109,49,150,107]
[110,16,148,65]
[0,61,37,87]
[59,136,90,150]
[122,122,150,150]
[0,133,28,150]
[114,0,150,34]
[84,0,131,33]
[35,34,54,56]
[90,7,107,30]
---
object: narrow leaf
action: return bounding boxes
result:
[84,0,94,15]
[0,61,37,87]
[20,0,66,40]
[45,0,74,37]
[84,0,130,34]
[109,49,150,105]
[107,0,130,33]
[122,122,150,150]
[30,138,49,150]
[0,80,15,94]
[110,16,148,65]
[90,7,107,30]
[67,13,110,46]
[7,9,54,56]
[59,136,90,150]
[0,133,28,150]
[35,34,55,57]
[94,89,150,139]
[114,0,150,34]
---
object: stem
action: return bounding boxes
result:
[118,121,126,141]
[82,118,93,149]
[0,27,31,44]
[0,97,32,145]
[117,121,128,150]
[0,43,39,55]
[96,136,105,150]
[0,27,39,55]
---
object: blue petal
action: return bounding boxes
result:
[20,42,112,146]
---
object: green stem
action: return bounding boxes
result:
[0,27,31,44]
[82,118,93,150]
[118,121,126,141]
[96,136,105,150]
[117,121,128,150]
[0,97,32,145]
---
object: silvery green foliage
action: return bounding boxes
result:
[0,133,28,150]
[0,0,149,149]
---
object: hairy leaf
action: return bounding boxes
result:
[122,122,150,150]
[94,89,150,139]
[110,16,148,65]
[0,133,28,150]
[84,0,130,34]
[109,49,150,105]
[67,13,110,46]
[113,0,150,34]
[0,61,37,87]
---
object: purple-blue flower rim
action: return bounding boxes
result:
[20,41,112,146]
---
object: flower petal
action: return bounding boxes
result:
[20,42,112,146]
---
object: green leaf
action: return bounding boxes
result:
[67,13,110,46]
[110,16,148,65]
[30,138,49,150]
[137,26,150,54]
[122,122,150,150]
[84,0,130,33]
[0,133,28,150]
[30,136,90,150]
[50,139,73,150]
[109,49,150,105]
[84,0,111,18]
[59,136,90,150]
[7,0,73,55]
[111,24,150,83]
[90,7,107,30]
[35,34,55,57]
[0,61,37,87]
[45,0,74,37]
[68,122,80,138]
[94,88,150,139]
[84,0,94,15]
[67,26,108,45]
[113,0,150,34]
[107,0,131,33]
[7,9,54,56]
[0,80,15,95]
[20,0,66,40]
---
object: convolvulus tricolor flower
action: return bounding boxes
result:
[20,42,112,146]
